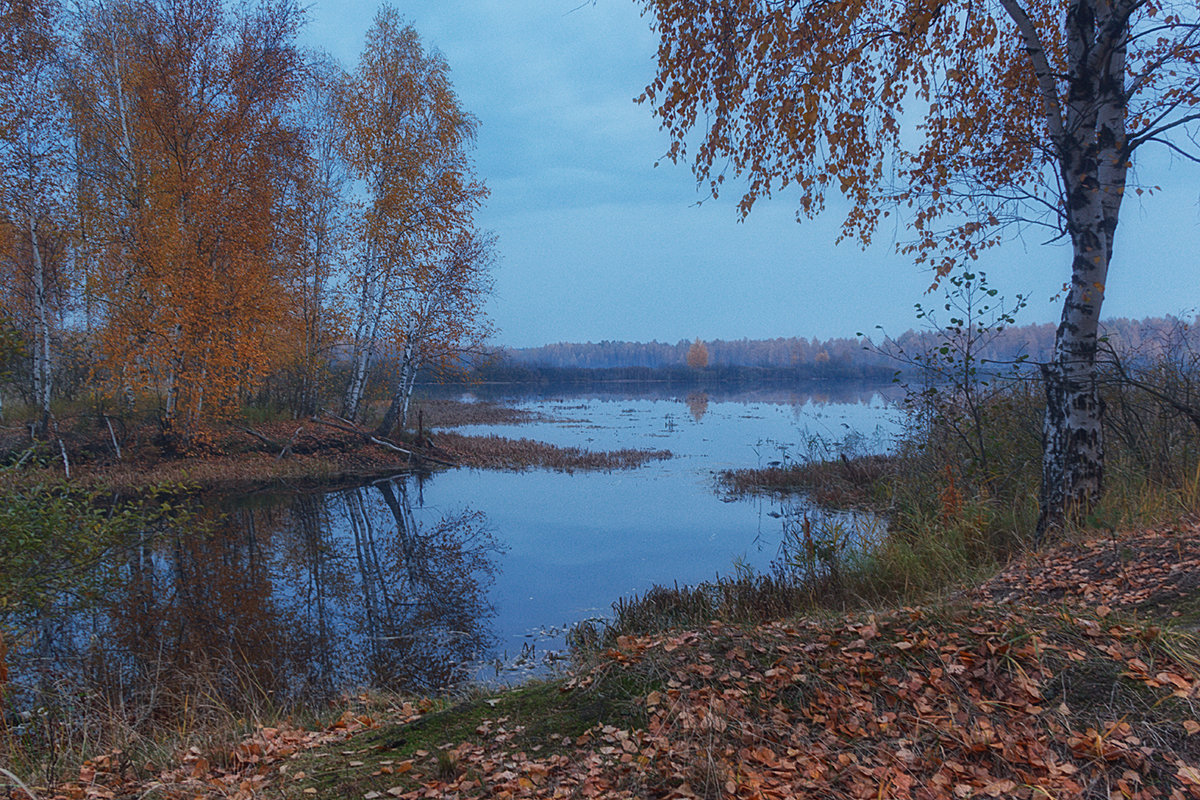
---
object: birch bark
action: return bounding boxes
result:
[1030,0,1130,537]
[28,211,52,432]
[343,243,385,421]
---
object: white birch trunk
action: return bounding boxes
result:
[376,331,415,437]
[1033,0,1129,538]
[28,212,53,432]
[399,361,419,431]
[343,245,385,421]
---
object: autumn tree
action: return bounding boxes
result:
[339,6,489,424]
[278,54,349,416]
[686,337,709,369]
[376,229,496,437]
[0,0,71,434]
[638,0,1200,536]
[67,0,305,439]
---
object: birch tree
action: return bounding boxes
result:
[65,0,146,412]
[638,0,1200,536]
[277,54,348,416]
[68,0,304,440]
[338,6,488,423]
[375,229,495,437]
[0,0,71,435]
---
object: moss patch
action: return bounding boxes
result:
[277,674,659,800]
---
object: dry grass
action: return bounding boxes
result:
[719,453,897,508]
[435,432,671,472]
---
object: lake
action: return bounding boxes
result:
[10,382,901,715]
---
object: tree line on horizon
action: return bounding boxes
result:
[495,315,1197,376]
[0,0,493,443]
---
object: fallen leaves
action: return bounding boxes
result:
[35,707,401,800]
[974,520,1200,616]
[301,603,1198,800]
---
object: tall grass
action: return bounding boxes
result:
[0,649,323,787]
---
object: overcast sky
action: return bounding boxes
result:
[301,0,1200,348]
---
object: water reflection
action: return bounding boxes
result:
[10,479,500,717]
[9,385,902,721]
[685,392,709,422]
[425,379,901,407]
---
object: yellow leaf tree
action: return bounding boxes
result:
[686,338,709,369]
[638,0,1200,535]
[339,6,490,425]
[68,0,304,441]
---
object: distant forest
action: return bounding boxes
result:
[469,315,1197,383]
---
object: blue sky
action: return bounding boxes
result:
[302,0,1200,348]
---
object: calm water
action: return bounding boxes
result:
[11,383,900,711]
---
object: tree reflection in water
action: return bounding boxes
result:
[684,392,709,422]
[12,478,500,723]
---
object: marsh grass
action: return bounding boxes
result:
[1,650,300,787]
[435,432,671,472]
[718,454,897,508]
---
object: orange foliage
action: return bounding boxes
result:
[1,1,494,434]
[70,0,304,435]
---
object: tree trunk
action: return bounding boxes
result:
[1031,0,1129,540]
[1036,176,1118,538]
[399,364,419,431]
[343,247,383,422]
[28,212,52,435]
[375,337,415,438]
[1035,207,1111,539]
[343,337,372,422]
[1036,355,1105,537]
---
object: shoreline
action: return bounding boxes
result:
[0,412,674,494]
